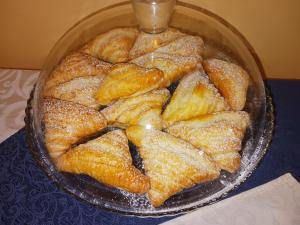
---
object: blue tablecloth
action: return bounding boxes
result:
[1,80,300,225]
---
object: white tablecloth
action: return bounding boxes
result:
[0,69,39,143]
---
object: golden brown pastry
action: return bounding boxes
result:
[210,152,241,174]
[95,63,164,105]
[82,28,138,63]
[102,89,170,130]
[165,111,250,172]
[154,35,204,60]
[56,130,150,194]
[203,59,250,110]
[131,35,203,87]
[129,28,186,59]
[126,126,220,207]
[131,52,198,87]
[44,52,111,93]
[42,98,107,160]
[44,76,104,109]
[162,68,229,126]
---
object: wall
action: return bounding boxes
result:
[0,0,299,79]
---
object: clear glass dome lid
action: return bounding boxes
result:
[25,1,273,217]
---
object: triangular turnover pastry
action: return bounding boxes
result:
[56,130,150,194]
[129,28,186,59]
[166,111,250,173]
[126,126,220,207]
[131,35,203,87]
[203,58,250,110]
[95,63,164,105]
[44,52,111,93]
[154,35,204,60]
[102,89,170,130]
[82,28,138,63]
[42,98,107,160]
[162,68,229,126]
[44,76,104,109]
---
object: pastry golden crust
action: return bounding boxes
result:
[102,89,170,130]
[162,68,229,125]
[44,52,111,93]
[95,63,164,105]
[56,130,150,194]
[165,111,250,173]
[132,52,198,87]
[211,152,241,173]
[126,126,220,207]
[154,35,204,60]
[42,98,107,160]
[131,35,203,87]
[82,28,138,63]
[44,76,104,109]
[203,59,250,110]
[129,28,186,59]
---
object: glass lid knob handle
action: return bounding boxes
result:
[132,0,176,34]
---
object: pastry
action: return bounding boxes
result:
[56,130,150,194]
[131,35,203,86]
[129,28,186,59]
[126,126,220,207]
[95,63,164,105]
[162,68,229,125]
[132,52,198,87]
[165,111,250,172]
[154,35,204,60]
[102,89,170,130]
[203,58,250,110]
[82,28,138,63]
[210,152,241,174]
[44,52,111,93]
[44,76,104,109]
[42,98,107,160]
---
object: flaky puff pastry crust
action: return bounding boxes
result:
[129,28,186,59]
[203,59,250,110]
[131,35,203,87]
[56,130,150,194]
[44,76,104,109]
[42,98,107,160]
[126,126,220,207]
[95,63,164,105]
[102,89,170,130]
[82,28,138,63]
[162,68,229,126]
[44,52,111,93]
[166,111,250,173]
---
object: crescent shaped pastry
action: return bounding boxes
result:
[162,68,229,126]
[102,89,170,130]
[166,111,250,173]
[203,59,250,110]
[82,28,138,63]
[129,28,186,59]
[95,63,164,105]
[126,126,220,207]
[56,130,150,194]
[42,98,107,160]
[44,76,104,109]
[44,52,111,93]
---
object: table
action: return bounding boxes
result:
[0,69,299,224]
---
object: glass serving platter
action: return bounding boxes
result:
[25,1,274,217]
